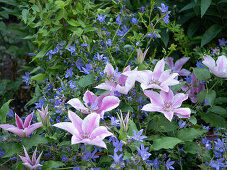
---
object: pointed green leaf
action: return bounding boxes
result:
[201,0,212,17]
[152,137,183,150]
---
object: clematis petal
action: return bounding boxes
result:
[143,90,163,106]
[174,108,191,118]
[53,122,79,137]
[98,96,120,118]
[25,122,42,137]
[67,98,89,114]
[178,69,191,76]
[71,135,82,145]
[90,126,113,140]
[32,147,37,164]
[15,114,24,129]
[24,112,33,128]
[23,146,31,163]
[152,59,165,79]
[68,110,83,134]
[104,63,115,77]
[83,90,97,107]
[123,65,131,72]
[82,113,100,136]
[216,55,227,72]
[166,57,174,69]
[162,110,174,121]
[202,55,216,69]
[172,93,188,108]
[35,150,43,166]
[88,137,107,148]
[0,124,23,137]
[174,57,190,71]
[142,103,162,112]
[160,90,174,104]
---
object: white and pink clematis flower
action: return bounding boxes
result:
[0,113,42,138]
[138,59,179,92]
[19,146,43,170]
[202,55,227,78]
[166,57,190,76]
[68,90,120,118]
[95,63,135,94]
[53,111,113,148]
[142,89,191,121]
[37,106,50,126]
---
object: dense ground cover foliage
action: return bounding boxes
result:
[0,0,227,169]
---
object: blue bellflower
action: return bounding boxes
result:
[132,129,147,142]
[131,16,138,24]
[65,67,73,78]
[97,13,107,23]
[165,158,175,170]
[22,72,30,85]
[158,3,168,13]
[136,143,151,161]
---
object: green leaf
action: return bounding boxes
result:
[152,137,183,150]
[187,20,200,37]
[189,116,197,125]
[118,102,133,112]
[0,99,13,123]
[208,106,227,115]
[55,0,67,8]
[42,161,64,170]
[31,73,46,81]
[201,24,222,47]
[128,120,138,136]
[68,19,80,26]
[73,27,83,36]
[201,0,212,17]
[176,128,207,141]
[171,82,186,93]
[179,2,195,13]
[95,89,110,95]
[200,112,227,128]
[160,29,169,47]
[148,115,178,132]
[193,68,210,81]
[183,141,202,154]
[32,45,53,61]
[22,134,49,150]
[205,90,216,106]
[2,143,21,158]
[22,9,29,24]
[78,74,95,87]
[197,90,206,103]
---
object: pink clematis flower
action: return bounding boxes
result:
[95,63,135,94]
[53,111,113,148]
[68,90,120,118]
[202,55,227,78]
[166,57,190,76]
[142,89,191,121]
[138,59,179,92]
[188,72,205,103]
[37,106,50,126]
[137,48,149,64]
[19,146,43,170]
[0,113,42,138]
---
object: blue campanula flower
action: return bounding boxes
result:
[163,13,169,24]
[76,59,84,71]
[111,117,120,127]
[97,13,107,23]
[35,98,44,109]
[158,3,168,13]
[106,39,112,46]
[136,143,151,161]
[7,109,14,118]
[112,138,124,153]
[178,120,186,128]
[22,72,30,85]
[81,64,93,75]
[65,67,73,78]
[81,44,88,47]
[61,155,68,162]
[218,38,227,46]
[132,129,147,142]
[209,158,227,170]
[196,60,205,68]
[110,152,125,167]
[131,16,138,24]
[117,25,129,37]
[165,158,175,170]
[116,15,121,24]
[66,44,76,56]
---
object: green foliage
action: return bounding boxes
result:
[22,134,49,150]
[78,74,95,88]
[42,161,65,170]
[176,128,208,142]
[0,99,13,123]
[193,68,211,81]
[152,137,183,150]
